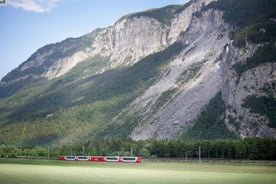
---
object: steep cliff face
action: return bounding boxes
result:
[0,0,275,146]
[168,0,214,42]
[131,9,230,140]
[222,44,276,138]
[111,17,168,65]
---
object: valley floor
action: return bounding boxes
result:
[0,159,276,184]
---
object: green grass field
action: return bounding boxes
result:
[0,159,276,184]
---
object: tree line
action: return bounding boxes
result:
[1,138,276,160]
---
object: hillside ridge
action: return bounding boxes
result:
[0,0,275,146]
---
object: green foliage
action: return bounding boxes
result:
[0,42,184,146]
[118,5,181,26]
[7,90,68,121]
[203,0,276,48]
[0,77,47,99]
[151,88,178,114]
[232,42,276,77]
[25,134,60,147]
[1,138,276,160]
[0,118,61,147]
[0,31,99,98]
[242,95,276,128]
[230,23,276,47]
[176,61,204,86]
[204,0,276,27]
[181,92,238,139]
[76,42,184,138]
[0,145,20,158]
[149,138,276,160]
[261,82,276,97]
[2,0,276,146]
[96,112,141,139]
[77,42,184,104]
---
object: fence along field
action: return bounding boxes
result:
[0,159,276,184]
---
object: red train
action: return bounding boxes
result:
[57,155,142,163]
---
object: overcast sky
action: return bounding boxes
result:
[0,0,189,80]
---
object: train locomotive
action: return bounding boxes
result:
[57,155,142,163]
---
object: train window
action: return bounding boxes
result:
[66,156,75,159]
[123,157,136,160]
[78,156,88,159]
[106,157,118,160]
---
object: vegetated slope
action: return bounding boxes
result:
[0,0,275,146]
[0,42,184,146]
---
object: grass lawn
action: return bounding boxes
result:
[0,159,276,184]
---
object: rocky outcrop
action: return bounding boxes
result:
[110,17,168,66]
[222,43,276,138]
[168,0,214,43]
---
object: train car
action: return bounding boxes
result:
[89,156,120,162]
[57,155,142,163]
[57,156,77,161]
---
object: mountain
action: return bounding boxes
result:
[0,0,276,146]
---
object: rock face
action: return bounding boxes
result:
[131,9,230,140]
[111,17,168,65]
[2,0,214,84]
[222,47,276,138]
[1,0,275,145]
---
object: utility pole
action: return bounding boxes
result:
[130,147,133,157]
[83,146,85,156]
[48,146,50,160]
[199,146,201,164]
[185,151,188,162]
